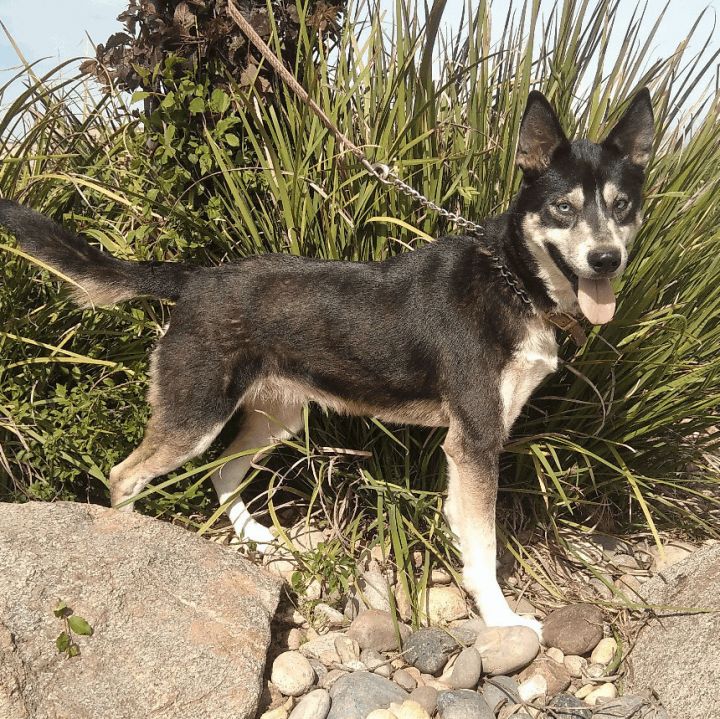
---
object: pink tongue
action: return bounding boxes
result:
[577,277,616,324]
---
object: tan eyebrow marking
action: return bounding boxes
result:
[565,186,585,209]
[603,181,621,207]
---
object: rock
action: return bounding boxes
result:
[389,699,433,719]
[393,668,418,691]
[365,711,396,719]
[549,693,591,719]
[426,586,469,624]
[409,686,438,715]
[305,579,323,601]
[421,675,451,692]
[362,648,387,670]
[574,684,594,700]
[517,675,547,702]
[591,696,646,718]
[0,501,280,719]
[264,523,325,579]
[497,705,523,719]
[588,578,614,601]
[586,662,606,679]
[334,635,360,664]
[361,648,391,676]
[404,666,422,682]
[287,627,303,650]
[614,574,644,597]
[448,647,482,689]
[345,659,367,672]
[327,671,407,719]
[438,653,458,684]
[627,543,720,719]
[447,618,486,645]
[288,689,331,719]
[271,651,316,696]
[591,637,617,665]
[320,669,347,689]
[647,540,695,571]
[546,647,564,664]
[584,683,617,704]
[260,706,290,719]
[308,657,328,684]
[505,594,538,616]
[394,582,414,622]
[542,604,604,655]
[437,689,494,719]
[432,568,453,585]
[569,533,631,562]
[300,632,345,664]
[518,656,571,696]
[404,628,460,675]
[563,655,587,678]
[474,626,539,675]
[314,603,345,628]
[358,567,393,612]
[480,676,520,712]
[611,553,641,570]
[347,610,411,652]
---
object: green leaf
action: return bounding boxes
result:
[53,600,68,618]
[56,631,70,653]
[67,644,81,658]
[210,89,231,113]
[224,133,239,147]
[160,90,176,109]
[188,97,205,114]
[130,90,150,104]
[68,615,93,636]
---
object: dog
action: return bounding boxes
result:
[0,89,654,635]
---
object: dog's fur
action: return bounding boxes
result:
[0,90,653,634]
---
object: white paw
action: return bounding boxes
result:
[235,520,276,552]
[486,612,544,642]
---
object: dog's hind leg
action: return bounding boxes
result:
[109,339,250,512]
[109,412,228,511]
[210,401,303,547]
[443,420,543,639]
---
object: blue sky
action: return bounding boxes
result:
[0,0,718,103]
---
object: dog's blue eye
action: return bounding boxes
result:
[614,198,629,211]
[555,202,573,214]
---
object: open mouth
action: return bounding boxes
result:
[547,244,617,325]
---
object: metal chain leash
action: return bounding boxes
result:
[227,0,534,309]
[370,164,533,306]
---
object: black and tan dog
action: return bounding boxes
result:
[0,89,653,635]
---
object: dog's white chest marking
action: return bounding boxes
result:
[500,316,558,432]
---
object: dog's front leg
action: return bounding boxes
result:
[443,424,542,638]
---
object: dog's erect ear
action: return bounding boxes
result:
[516,91,569,176]
[602,88,654,169]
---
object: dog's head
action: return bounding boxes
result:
[514,89,654,324]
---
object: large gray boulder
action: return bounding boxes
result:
[628,542,720,719]
[0,501,282,719]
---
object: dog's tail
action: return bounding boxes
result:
[0,199,194,306]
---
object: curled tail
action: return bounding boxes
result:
[0,199,193,306]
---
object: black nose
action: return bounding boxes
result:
[587,249,621,274]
